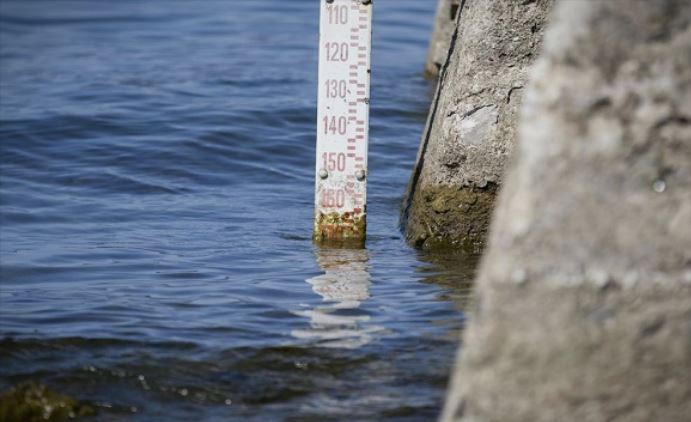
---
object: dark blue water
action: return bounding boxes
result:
[0,1,476,420]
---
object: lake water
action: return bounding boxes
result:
[0,1,476,420]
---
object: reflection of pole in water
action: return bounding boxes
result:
[292,247,382,349]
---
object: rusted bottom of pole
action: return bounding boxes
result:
[313,211,366,245]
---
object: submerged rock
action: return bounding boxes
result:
[442,1,691,421]
[403,0,554,251]
[0,382,96,422]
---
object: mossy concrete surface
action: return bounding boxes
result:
[405,184,496,252]
[0,382,96,422]
[403,0,554,251]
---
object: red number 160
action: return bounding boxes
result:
[321,189,345,208]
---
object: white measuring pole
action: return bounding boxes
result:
[314,0,372,243]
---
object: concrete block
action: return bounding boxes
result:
[442,1,691,421]
[404,0,554,251]
[425,0,461,77]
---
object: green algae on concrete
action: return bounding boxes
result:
[404,184,497,253]
[0,382,96,422]
[313,211,366,246]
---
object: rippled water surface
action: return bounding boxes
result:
[0,1,476,420]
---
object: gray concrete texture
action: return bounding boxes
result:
[425,0,461,77]
[403,0,554,251]
[441,1,691,421]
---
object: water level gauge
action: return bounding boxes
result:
[314,0,372,243]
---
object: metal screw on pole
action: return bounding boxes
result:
[326,0,334,3]
[318,168,329,180]
[355,169,366,182]
[360,0,372,5]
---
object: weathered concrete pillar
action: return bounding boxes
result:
[425,0,461,78]
[403,0,554,251]
[442,1,691,421]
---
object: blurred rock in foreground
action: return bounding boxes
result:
[441,1,691,421]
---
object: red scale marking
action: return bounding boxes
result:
[317,4,369,220]
[323,3,369,215]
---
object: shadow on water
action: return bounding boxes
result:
[415,250,480,312]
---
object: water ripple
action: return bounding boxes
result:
[0,1,475,420]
